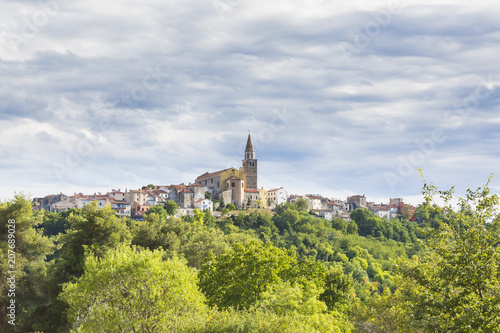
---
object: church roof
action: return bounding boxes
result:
[245,134,254,152]
[196,168,234,181]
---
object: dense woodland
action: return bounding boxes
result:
[1,176,499,332]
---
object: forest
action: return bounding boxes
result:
[1,177,499,332]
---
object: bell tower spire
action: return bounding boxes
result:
[242,133,257,189]
[245,132,255,160]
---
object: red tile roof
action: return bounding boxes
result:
[244,189,259,193]
[307,195,323,200]
[169,184,187,190]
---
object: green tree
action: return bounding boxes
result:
[296,198,310,212]
[0,194,55,332]
[398,175,500,332]
[33,202,132,332]
[57,202,131,278]
[256,280,327,316]
[193,208,204,224]
[60,245,206,332]
[145,204,168,220]
[164,199,178,216]
[319,265,354,311]
[199,241,325,310]
[131,216,229,268]
[40,210,75,236]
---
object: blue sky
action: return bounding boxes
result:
[1,0,500,205]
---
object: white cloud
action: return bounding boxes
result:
[1,0,500,203]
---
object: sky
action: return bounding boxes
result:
[1,0,500,206]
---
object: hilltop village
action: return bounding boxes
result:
[33,134,416,221]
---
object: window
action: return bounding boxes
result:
[232,182,235,188]
[211,179,213,184]
[205,180,207,185]
[217,181,219,188]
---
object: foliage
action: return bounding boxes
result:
[350,208,412,242]
[184,307,353,333]
[60,245,207,332]
[397,175,500,332]
[145,204,168,220]
[164,199,178,216]
[39,209,75,236]
[199,241,325,310]
[0,194,55,332]
[131,215,229,268]
[57,202,131,278]
[256,280,327,316]
[319,264,354,311]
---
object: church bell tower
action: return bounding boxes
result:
[242,133,257,189]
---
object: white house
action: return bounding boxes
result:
[267,187,288,208]
[194,199,213,212]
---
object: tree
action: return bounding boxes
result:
[145,204,167,220]
[40,210,74,236]
[164,200,178,216]
[401,205,412,220]
[193,208,204,224]
[57,202,131,278]
[131,216,229,268]
[296,198,310,212]
[398,175,500,332]
[205,191,212,200]
[319,265,354,311]
[0,194,55,332]
[199,241,325,310]
[60,245,207,332]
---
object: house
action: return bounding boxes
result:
[347,195,367,210]
[306,195,329,210]
[371,205,391,220]
[195,134,258,207]
[194,199,213,212]
[316,209,333,221]
[107,190,126,201]
[33,193,69,211]
[109,198,132,217]
[244,188,260,208]
[51,200,77,212]
[267,187,287,209]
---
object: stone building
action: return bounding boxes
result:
[195,134,259,208]
[242,134,258,189]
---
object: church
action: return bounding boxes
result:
[195,134,258,208]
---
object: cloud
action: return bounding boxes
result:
[0,0,500,202]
